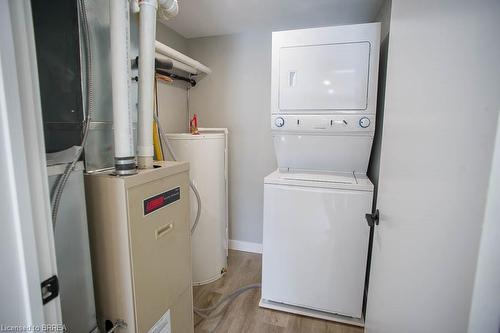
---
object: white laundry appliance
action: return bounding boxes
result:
[260,23,380,326]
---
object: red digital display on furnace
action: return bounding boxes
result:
[146,196,164,213]
[143,187,181,216]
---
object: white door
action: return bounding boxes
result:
[0,0,62,326]
[365,1,500,332]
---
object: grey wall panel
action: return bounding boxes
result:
[48,162,97,333]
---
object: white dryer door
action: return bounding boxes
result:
[262,183,372,318]
[279,42,371,111]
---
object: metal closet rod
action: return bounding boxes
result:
[155,68,197,87]
[134,56,174,72]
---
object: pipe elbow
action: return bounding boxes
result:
[139,0,158,8]
[158,0,178,20]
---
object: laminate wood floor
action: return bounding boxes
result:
[193,250,364,333]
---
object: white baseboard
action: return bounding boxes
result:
[229,239,262,254]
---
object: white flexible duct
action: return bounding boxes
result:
[155,41,212,74]
[110,0,136,175]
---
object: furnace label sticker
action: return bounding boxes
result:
[148,309,171,333]
[143,187,181,216]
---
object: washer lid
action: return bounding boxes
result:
[264,170,373,191]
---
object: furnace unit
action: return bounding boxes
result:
[85,161,194,333]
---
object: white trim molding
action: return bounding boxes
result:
[229,239,262,254]
[0,0,62,324]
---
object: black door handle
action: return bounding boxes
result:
[365,209,379,227]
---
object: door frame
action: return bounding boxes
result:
[0,0,61,324]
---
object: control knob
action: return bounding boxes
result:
[359,117,371,128]
[275,117,285,128]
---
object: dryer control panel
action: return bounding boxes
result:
[271,115,375,133]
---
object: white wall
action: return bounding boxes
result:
[155,24,189,133]
[156,23,188,53]
[187,32,276,245]
[468,116,500,332]
[365,0,500,331]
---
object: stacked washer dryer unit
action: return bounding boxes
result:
[260,23,380,326]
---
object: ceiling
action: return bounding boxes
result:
[163,0,386,39]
